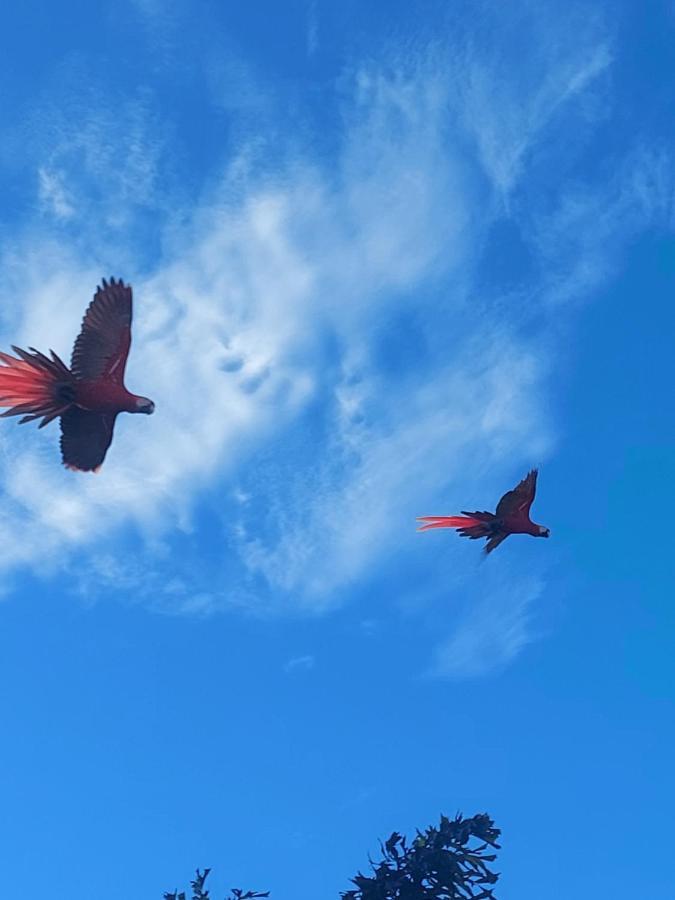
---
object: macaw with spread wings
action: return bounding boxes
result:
[417,469,550,555]
[0,277,154,472]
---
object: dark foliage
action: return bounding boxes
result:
[164,813,500,900]
[163,868,269,900]
[342,814,501,900]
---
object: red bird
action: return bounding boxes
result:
[0,277,154,472]
[417,469,550,554]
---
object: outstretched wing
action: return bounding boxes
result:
[60,407,118,472]
[71,277,132,383]
[496,469,538,519]
[484,532,509,555]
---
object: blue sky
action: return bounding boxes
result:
[0,0,673,897]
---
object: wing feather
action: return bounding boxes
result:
[60,408,117,472]
[484,532,509,555]
[70,277,132,383]
[496,469,538,518]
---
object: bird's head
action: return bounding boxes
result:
[537,525,550,538]
[135,397,155,415]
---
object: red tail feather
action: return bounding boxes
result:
[416,515,482,532]
[0,347,73,428]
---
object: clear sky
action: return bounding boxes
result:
[0,1,673,897]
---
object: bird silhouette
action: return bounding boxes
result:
[0,277,154,471]
[417,469,549,554]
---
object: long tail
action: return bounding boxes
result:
[417,509,497,538]
[0,346,74,428]
[417,515,484,533]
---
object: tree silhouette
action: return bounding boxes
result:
[163,868,269,900]
[342,813,501,899]
[163,812,501,899]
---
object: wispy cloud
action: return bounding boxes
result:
[236,340,549,605]
[449,3,613,197]
[11,81,167,262]
[428,576,544,679]
[38,168,75,221]
[526,146,675,306]
[307,1,319,58]
[284,654,315,673]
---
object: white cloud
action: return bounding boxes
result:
[20,85,166,242]
[236,340,550,606]
[449,3,612,196]
[522,146,674,307]
[307,1,319,58]
[38,168,75,220]
[283,655,315,673]
[0,59,475,580]
[429,576,544,679]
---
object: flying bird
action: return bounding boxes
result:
[417,469,549,554]
[0,277,154,472]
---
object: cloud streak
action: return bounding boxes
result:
[429,576,545,679]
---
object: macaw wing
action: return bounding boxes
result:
[484,532,509,555]
[60,407,118,472]
[70,277,132,384]
[496,469,538,519]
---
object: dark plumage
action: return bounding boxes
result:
[0,278,154,471]
[417,470,550,555]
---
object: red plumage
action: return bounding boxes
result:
[0,278,154,472]
[417,470,550,555]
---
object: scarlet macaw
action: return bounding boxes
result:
[417,469,549,554]
[0,277,154,471]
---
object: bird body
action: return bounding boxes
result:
[417,470,549,554]
[0,278,154,471]
[70,379,144,414]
